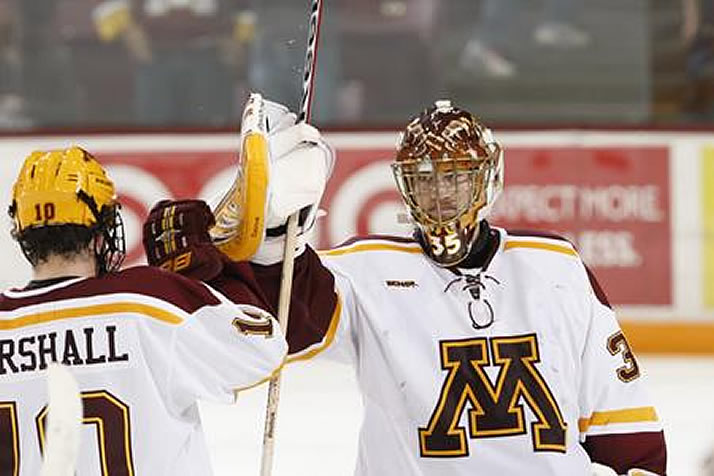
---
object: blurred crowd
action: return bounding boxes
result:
[0,0,704,129]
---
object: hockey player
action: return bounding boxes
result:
[145,101,667,475]
[0,146,287,475]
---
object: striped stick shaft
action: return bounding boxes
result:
[259,1,324,475]
[298,0,324,123]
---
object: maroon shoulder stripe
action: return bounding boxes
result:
[0,266,220,314]
[583,264,612,309]
[506,228,574,244]
[334,234,417,249]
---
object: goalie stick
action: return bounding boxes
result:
[259,1,325,475]
[39,364,82,476]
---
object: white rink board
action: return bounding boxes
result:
[201,357,714,476]
[0,130,711,319]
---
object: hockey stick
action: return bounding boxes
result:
[259,1,324,475]
[39,364,83,476]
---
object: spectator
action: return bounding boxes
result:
[17,0,78,125]
[681,0,714,120]
[460,0,591,79]
[93,0,252,126]
[247,0,342,123]
[338,0,439,122]
[57,0,133,125]
[0,0,27,128]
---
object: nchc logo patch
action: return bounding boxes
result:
[419,334,566,457]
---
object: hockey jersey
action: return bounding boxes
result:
[254,226,666,475]
[0,266,287,476]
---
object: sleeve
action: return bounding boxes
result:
[166,282,287,412]
[311,259,360,364]
[251,245,358,364]
[577,268,667,475]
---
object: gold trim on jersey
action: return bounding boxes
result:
[419,335,567,457]
[320,243,422,257]
[0,402,19,476]
[320,238,577,258]
[233,356,288,396]
[504,240,578,257]
[578,406,659,433]
[287,292,343,363]
[161,204,178,254]
[232,293,344,396]
[0,302,184,330]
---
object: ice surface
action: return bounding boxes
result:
[201,356,714,476]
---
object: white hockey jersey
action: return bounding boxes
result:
[0,266,287,476]
[310,227,664,475]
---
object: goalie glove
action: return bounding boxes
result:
[143,199,227,282]
[251,101,335,265]
[209,93,270,261]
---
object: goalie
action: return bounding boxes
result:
[144,98,667,475]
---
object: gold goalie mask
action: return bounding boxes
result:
[391,100,504,267]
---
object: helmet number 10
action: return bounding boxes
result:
[34,203,56,222]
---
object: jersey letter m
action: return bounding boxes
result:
[419,334,567,457]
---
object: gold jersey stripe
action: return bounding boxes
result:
[578,406,659,433]
[234,292,344,394]
[161,204,177,254]
[287,292,343,363]
[320,243,422,257]
[234,355,288,396]
[0,302,184,330]
[504,240,578,257]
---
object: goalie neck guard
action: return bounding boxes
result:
[391,100,504,267]
[9,146,126,274]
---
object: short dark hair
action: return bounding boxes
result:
[15,225,95,266]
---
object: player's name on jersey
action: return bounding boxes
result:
[0,325,128,375]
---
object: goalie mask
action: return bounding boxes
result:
[9,146,126,274]
[391,100,504,267]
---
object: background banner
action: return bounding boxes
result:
[320,146,671,306]
[703,147,714,309]
[0,132,693,316]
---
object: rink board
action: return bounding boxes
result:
[0,130,711,352]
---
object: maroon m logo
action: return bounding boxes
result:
[419,334,567,457]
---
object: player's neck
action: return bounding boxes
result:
[32,252,97,280]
